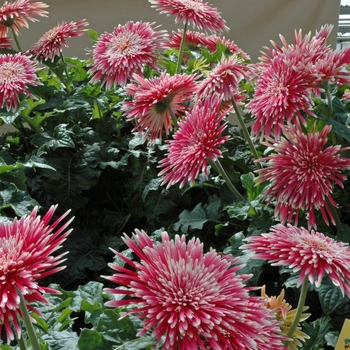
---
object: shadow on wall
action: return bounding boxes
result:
[17,0,340,62]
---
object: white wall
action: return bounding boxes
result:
[15,0,340,62]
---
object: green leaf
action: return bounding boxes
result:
[241,172,265,200]
[226,203,251,221]
[302,316,331,350]
[95,309,136,343]
[0,183,39,216]
[174,204,208,233]
[316,277,350,315]
[114,336,157,350]
[78,329,111,350]
[70,281,104,313]
[41,330,79,350]
[32,124,76,156]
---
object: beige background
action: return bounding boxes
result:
[16,0,341,62]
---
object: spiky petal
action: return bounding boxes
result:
[30,19,88,61]
[0,205,73,342]
[0,53,41,111]
[255,123,350,229]
[149,0,228,33]
[158,95,229,188]
[103,229,288,349]
[242,224,350,297]
[123,72,199,144]
[89,21,167,88]
[0,0,48,36]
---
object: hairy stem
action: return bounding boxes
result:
[16,287,41,350]
[284,278,308,347]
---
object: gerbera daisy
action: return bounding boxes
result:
[0,0,48,37]
[247,50,321,139]
[196,54,250,102]
[0,53,41,111]
[261,286,310,350]
[149,0,228,33]
[89,21,167,88]
[204,34,250,60]
[255,123,350,229]
[30,19,89,61]
[0,205,73,342]
[168,29,209,50]
[123,72,199,144]
[242,224,350,297]
[103,229,288,349]
[0,36,12,49]
[158,95,229,188]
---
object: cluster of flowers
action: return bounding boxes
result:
[1,0,350,349]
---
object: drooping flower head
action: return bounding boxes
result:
[0,36,12,49]
[89,21,167,88]
[242,224,350,297]
[103,229,288,349]
[123,72,199,144]
[261,286,310,350]
[149,0,228,33]
[158,95,230,188]
[168,29,250,59]
[255,123,350,229]
[0,53,41,112]
[0,0,48,37]
[30,19,89,61]
[247,50,321,139]
[0,205,73,342]
[196,54,250,103]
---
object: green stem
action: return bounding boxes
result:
[324,82,333,118]
[17,333,27,350]
[284,278,308,347]
[208,158,244,201]
[230,97,260,168]
[175,21,188,74]
[10,26,22,52]
[16,287,42,350]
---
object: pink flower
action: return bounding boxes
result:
[30,19,89,61]
[255,123,350,229]
[168,29,209,50]
[158,95,229,188]
[122,72,199,144]
[196,55,250,102]
[89,21,167,88]
[103,229,287,349]
[0,205,73,342]
[0,53,41,111]
[204,34,250,60]
[168,30,249,59]
[0,0,48,37]
[247,51,321,139]
[149,0,228,33]
[242,224,350,297]
[0,36,12,49]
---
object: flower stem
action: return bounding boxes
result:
[175,21,188,74]
[284,278,309,347]
[17,334,27,350]
[16,287,42,350]
[230,97,260,168]
[10,26,22,52]
[208,158,244,201]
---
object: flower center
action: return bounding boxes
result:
[0,61,25,83]
[107,32,141,58]
[181,0,206,11]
